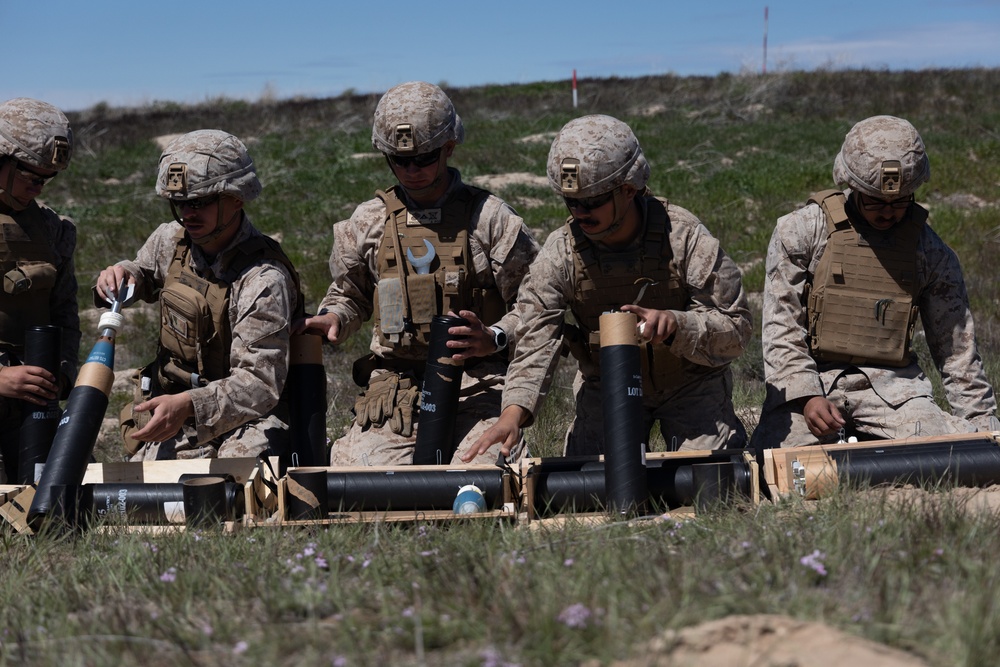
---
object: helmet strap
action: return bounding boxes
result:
[0,159,27,212]
[191,205,241,247]
[389,155,452,204]
[580,187,630,242]
[170,197,243,247]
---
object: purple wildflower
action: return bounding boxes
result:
[557,603,592,629]
[800,550,828,576]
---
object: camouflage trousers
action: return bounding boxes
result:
[564,367,747,456]
[331,372,523,466]
[750,369,978,449]
[130,414,288,461]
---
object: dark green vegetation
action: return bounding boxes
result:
[2,69,999,665]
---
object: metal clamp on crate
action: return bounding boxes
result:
[792,459,807,497]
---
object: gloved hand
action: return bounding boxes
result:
[354,373,399,429]
[390,377,420,437]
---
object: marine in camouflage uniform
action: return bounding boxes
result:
[96,130,299,460]
[0,98,81,483]
[465,115,750,461]
[298,81,539,466]
[751,115,997,449]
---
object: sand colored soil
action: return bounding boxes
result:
[608,613,930,667]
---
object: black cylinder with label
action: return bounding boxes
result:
[599,311,648,516]
[412,315,467,465]
[18,325,62,484]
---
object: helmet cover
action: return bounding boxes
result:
[0,97,73,171]
[155,129,261,202]
[832,115,930,199]
[371,81,464,156]
[546,114,649,198]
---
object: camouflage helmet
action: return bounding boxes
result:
[155,129,261,203]
[0,98,73,171]
[833,115,930,199]
[371,81,464,156]
[547,115,650,198]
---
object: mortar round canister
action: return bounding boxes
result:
[453,484,487,514]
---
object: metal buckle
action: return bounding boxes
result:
[560,159,580,194]
[792,459,807,497]
[880,160,902,196]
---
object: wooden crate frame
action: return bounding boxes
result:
[251,464,519,526]
[762,432,1000,499]
[519,449,760,524]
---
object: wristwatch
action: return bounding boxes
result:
[488,325,508,352]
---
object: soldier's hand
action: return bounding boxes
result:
[95,265,134,303]
[0,365,59,405]
[801,396,845,437]
[131,393,195,443]
[294,312,342,344]
[620,305,677,345]
[446,310,494,360]
[460,405,527,463]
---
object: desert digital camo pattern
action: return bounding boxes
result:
[331,369,518,466]
[155,130,261,203]
[0,202,80,377]
[0,202,80,436]
[0,99,79,479]
[752,199,997,448]
[319,168,538,359]
[0,98,73,172]
[546,114,650,197]
[318,169,539,465]
[371,81,464,156]
[117,217,296,460]
[832,115,930,199]
[503,195,751,454]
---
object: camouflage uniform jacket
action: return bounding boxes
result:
[116,216,296,443]
[0,199,80,427]
[0,199,80,385]
[318,168,540,361]
[503,196,751,423]
[761,193,996,428]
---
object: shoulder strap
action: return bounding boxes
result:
[808,190,850,234]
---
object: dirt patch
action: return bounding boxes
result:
[873,484,1000,514]
[609,613,930,667]
[470,172,548,191]
[516,132,557,145]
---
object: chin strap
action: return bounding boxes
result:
[170,201,242,247]
[388,156,451,202]
[0,162,27,212]
[579,188,630,242]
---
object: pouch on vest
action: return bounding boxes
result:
[3,261,57,295]
[160,281,211,368]
[377,278,406,335]
[810,288,915,367]
[408,274,438,325]
[119,366,155,456]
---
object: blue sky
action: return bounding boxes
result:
[4,0,999,112]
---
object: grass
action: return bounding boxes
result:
[3,488,1000,666]
[6,67,1000,665]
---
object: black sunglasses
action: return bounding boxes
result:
[563,189,616,212]
[387,147,443,169]
[14,162,58,186]
[175,195,221,210]
[858,193,913,211]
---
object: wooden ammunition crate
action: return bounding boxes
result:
[762,432,1000,499]
[519,449,760,524]
[249,464,519,526]
[0,458,268,534]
